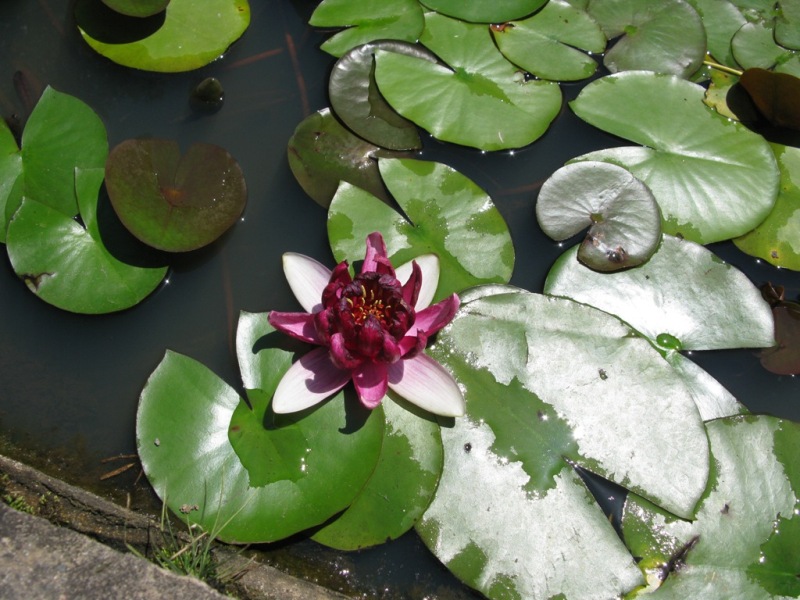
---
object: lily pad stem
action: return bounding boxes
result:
[703,58,743,77]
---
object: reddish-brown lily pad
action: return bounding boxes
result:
[739,68,800,131]
[759,283,800,375]
[105,138,246,252]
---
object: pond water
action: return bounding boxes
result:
[1,1,798,598]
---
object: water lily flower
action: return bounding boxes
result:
[268,232,465,417]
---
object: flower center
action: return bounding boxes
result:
[347,283,394,327]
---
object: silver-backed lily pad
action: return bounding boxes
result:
[536,161,661,271]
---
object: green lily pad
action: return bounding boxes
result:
[310,0,424,58]
[686,0,747,68]
[312,394,443,550]
[328,157,514,302]
[735,145,800,270]
[418,0,547,23]
[287,108,398,208]
[621,415,800,598]
[329,41,440,151]
[570,71,780,244]
[0,120,23,243]
[535,161,662,271]
[101,0,170,18]
[105,138,247,252]
[777,0,800,49]
[419,287,709,598]
[586,0,706,78]
[373,11,562,151]
[544,234,775,350]
[6,168,167,313]
[137,349,385,544]
[0,87,108,242]
[236,308,442,536]
[76,0,250,73]
[731,19,796,70]
[491,0,606,81]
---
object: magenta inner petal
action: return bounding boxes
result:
[353,361,389,408]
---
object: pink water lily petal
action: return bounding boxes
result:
[388,353,465,417]
[395,254,439,310]
[282,252,331,313]
[411,293,460,337]
[362,231,394,276]
[272,347,351,414]
[353,361,389,409]
[268,311,322,345]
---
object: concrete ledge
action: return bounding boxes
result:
[0,454,348,600]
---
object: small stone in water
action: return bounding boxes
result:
[190,77,224,113]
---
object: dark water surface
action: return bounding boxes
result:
[1,1,798,597]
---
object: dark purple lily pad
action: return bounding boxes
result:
[105,138,247,252]
[101,0,170,18]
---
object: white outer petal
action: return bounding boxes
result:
[272,347,350,413]
[282,252,331,313]
[395,254,440,310]
[388,353,465,417]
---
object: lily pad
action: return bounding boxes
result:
[6,168,167,313]
[535,161,662,271]
[329,41,439,151]
[738,68,800,130]
[418,0,547,23]
[312,394,443,550]
[731,19,797,70]
[491,0,606,81]
[420,287,709,598]
[0,87,108,242]
[686,0,747,68]
[76,0,250,73]
[777,0,800,49]
[665,353,748,420]
[586,0,706,78]
[105,138,247,252]
[310,0,424,58]
[760,302,800,375]
[137,348,385,544]
[0,120,23,242]
[373,11,562,151]
[287,108,398,208]
[101,0,170,18]
[544,234,775,351]
[570,71,780,244]
[621,415,800,599]
[327,157,514,302]
[735,145,800,270]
